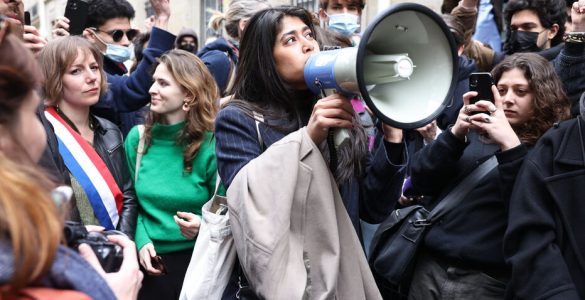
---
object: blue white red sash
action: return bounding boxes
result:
[45,107,122,230]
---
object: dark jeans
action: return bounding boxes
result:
[408,252,506,300]
[138,248,193,300]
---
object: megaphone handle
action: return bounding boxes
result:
[315,81,350,173]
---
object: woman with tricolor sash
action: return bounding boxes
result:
[124,50,220,299]
[38,36,138,239]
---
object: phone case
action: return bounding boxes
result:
[24,11,31,26]
[64,0,89,36]
[469,72,494,106]
[150,255,168,275]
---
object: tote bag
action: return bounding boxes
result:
[179,177,236,300]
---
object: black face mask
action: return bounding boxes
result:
[178,43,196,54]
[506,30,542,54]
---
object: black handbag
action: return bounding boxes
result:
[368,156,498,299]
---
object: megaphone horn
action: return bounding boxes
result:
[304,3,459,130]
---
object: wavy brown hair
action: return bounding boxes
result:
[0,156,61,295]
[492,53,570,145]
[0,29,61,296]
[143,50,219,173]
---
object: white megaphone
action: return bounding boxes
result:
[304,3,459,142]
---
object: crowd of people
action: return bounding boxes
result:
[0,0,584,299]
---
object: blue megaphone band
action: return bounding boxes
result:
[304,49,346,95]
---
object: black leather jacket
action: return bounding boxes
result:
[40,109,137,239]
[91,116,137,239]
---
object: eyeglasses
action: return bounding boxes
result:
[92,27,139,42]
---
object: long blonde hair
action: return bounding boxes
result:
[208,0,270,42]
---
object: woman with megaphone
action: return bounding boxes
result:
[214,6,406,299]
[406,53,571,299]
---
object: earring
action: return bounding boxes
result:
[182,102,190,112]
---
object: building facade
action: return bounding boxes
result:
[25,0,441,44]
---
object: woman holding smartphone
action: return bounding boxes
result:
[124,49,220,300]
[406,53,571,299]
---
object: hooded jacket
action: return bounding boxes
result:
[175,27,199,53]
[197,37,238,95]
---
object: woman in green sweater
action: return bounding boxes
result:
[124,49,220,300]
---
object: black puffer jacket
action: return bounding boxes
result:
[91,116,137,239]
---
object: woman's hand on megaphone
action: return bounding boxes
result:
[381,123,403,143]
[468,86,521,151]
[307,93,355,144]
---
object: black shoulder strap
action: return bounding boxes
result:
[428,155,498,223]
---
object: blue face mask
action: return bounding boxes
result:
[105,43,133,63]
[327,13,360,37]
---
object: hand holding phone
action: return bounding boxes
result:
[150,255,168,275]
[469,72,494,114]
[64,0,89,35]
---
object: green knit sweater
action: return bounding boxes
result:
[125,122,218,253]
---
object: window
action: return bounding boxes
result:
[201,0,224,43]
[144,0,155,18]
[294,0,319,12]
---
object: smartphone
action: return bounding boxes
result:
[24,11,31,26]
[150,255,168,275]
[64,0,89,36]
[469,72,494,107]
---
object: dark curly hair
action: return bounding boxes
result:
[492,53,570,145]
[86,0,135,29]
[504,0,566,47]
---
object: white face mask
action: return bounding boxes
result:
[327,13,360,37]
[92,29,134,63]
[105,43,134,63]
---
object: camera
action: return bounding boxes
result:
[64,221,124,273]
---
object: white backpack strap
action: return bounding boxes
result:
[252,111,264,152]
[135,125,145,182]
